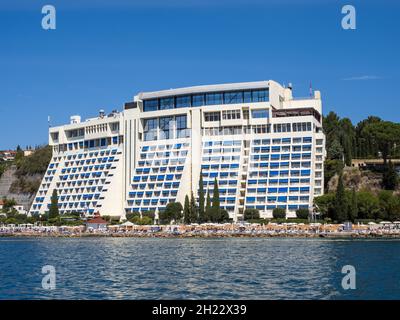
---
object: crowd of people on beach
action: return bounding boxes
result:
[2,221,400,238]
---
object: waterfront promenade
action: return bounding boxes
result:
[1,222,400,238]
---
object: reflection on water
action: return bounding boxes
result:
[0,238,399,299]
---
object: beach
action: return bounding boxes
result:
[1,222,400,238]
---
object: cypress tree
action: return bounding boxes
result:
[49,189,59,219]
[183,195,190,224]
[212,177,220,222]
[334,174,348,222]
[205,191,212,222]
[348,189,358,222]
[190,191,198,223]
[382,160,398,190]
[198,171,206,223]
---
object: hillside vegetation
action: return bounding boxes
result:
[315,113,400,223]
[9,145,52,194]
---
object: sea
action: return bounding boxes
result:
[0,237,399,300]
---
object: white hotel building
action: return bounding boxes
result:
[30,80,325,221]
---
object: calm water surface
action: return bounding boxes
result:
[0,237,399,299]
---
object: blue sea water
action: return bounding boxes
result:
[0,237,399,300]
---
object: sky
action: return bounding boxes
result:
[0,0,399,149]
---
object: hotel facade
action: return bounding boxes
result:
[30,80,326,221]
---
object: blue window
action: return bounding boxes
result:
[176,95,191,108]
[268,188,278,193]
[159,97,174,110]
[277,196,287,202]
[192,94,205,107]
[243,90,252,102]
[143,99,158,112]
[224,91,243,104]
[251,109,269,119]
[252,89,269,102]
[206,92,223,105]
[269,171,279,177]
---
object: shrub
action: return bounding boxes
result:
[295,208,310,220]
[244,208,260,220]
[126,212,140,221]
[272,208,286,219]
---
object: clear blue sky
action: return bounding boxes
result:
[1,0,399,149]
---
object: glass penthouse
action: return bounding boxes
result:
[30,80,325,221]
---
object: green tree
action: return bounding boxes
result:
[334,174,348,222]
[48,189,59,219]
[198,172,206,223]
[159,202,183,224]
[272,208,286,219]
[324,159,344,190]
[377,191,400,221]
[190,191,198,223]
[183,195,190,224]
[295,208,310,220]
[205,191,212,222]
[357,191,380,220]
[362,121,400,162]
[328,138,344,161]
[244,208,260,220]
[219,209,230,223]
[339,118,355,166]
[348,189,358,222]
[211,178,220,222]
[382,160,398,190]
[314,193,335,219]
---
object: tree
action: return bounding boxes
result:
[48,189,59,219]
[198,172,206,223]
[126,212,140,221]
[328,138,344,161]
[348,189,358,222]
[244,208,260,220]
[1,198,17,212]
[211,178,220,222]
[382,160,398,190]
[295,208,310,220]
[183,195,190,224]
[324,159,344,190]
[362,121,400,163]
[219,209,230,222]
[159,202,183,224]
[339,118,355,166]
[189,191,198,223]
[314,193,335,219]
[205,191,212,222]
[357,191,380,220]
[272,208,286,219]
[334,174,348,222]
[142,210,155,222]
[377,191,400,221]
